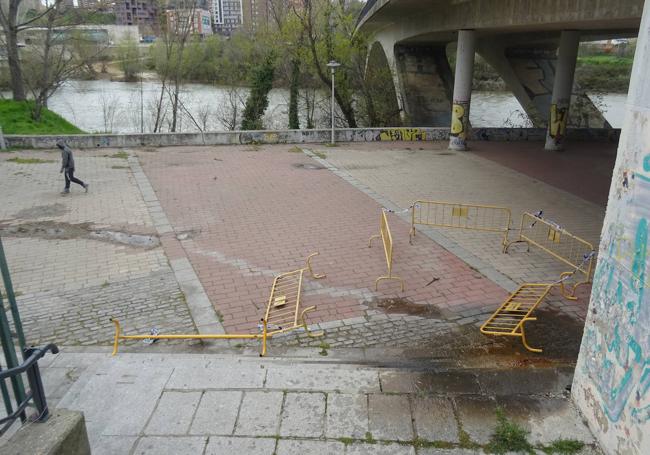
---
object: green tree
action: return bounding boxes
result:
[241,52,276,130]
[116,38,142,82]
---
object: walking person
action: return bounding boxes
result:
[57,140,89,195]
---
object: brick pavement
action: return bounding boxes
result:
[137,146,507,335]
[0,150,197,346]
[320,141,609,322]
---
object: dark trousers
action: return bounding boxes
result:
[64,169,85,189]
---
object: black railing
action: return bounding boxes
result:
[0,344,59,437]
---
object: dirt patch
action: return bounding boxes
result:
[0,220,159,249]
[14,203,69,219]
[292,163,326,170]
[435,152,456,156]
[370,297,445,319]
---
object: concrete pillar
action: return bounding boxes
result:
[544,31,580,151]
[572,2,650,454]
[449,30,476,151]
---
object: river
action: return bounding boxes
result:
[43,80,626,134]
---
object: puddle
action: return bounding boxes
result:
[0,221,159,249]
[370,297,444,319]
[292,163,326,170]
[14,203,68,219]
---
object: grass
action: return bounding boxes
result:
[313,151,327,159]
[540,439,585,454]
[288,146,303,153]
[0,100,83,134]
[111,165,129,169]
[486,408,534,454]
[318,341,330,356]
[109,151,129,159]
[6,157,54,164]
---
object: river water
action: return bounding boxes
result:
[43,80,626,134]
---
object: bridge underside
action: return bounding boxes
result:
[361,0,641,148]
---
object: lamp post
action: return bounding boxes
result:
[326,60,340,144]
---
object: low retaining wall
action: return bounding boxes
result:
[4,127,620,149]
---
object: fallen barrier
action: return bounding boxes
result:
[369,210,405,291]
[110,253,326,356]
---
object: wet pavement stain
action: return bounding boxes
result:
[292,163,327,170]
[0,220,159,249]
[370,297,445,319]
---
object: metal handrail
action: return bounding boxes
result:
[0,344,59,436]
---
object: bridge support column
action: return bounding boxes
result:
[545,31,580,151]
[449,30,476,151]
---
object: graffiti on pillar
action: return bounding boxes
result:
[548,103,569,142]
[450,103,466,138]
[378,128,427,141]
[575,145,650,453]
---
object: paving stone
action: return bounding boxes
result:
[280,392,325,437]
[368,394,414,441]
[146,391,202,435]
[478,369,571,396]
[275,439,345,455]
[190,391,242,435]
[326,393,369,439]
[132,436,206,454]
[234,391,283,436]
[205,436,276,454]
[413,396,459,443]
[454,396,497,445]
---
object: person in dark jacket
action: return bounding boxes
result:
[57,140,89,194]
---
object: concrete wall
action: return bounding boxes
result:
[3,127,619,149]
[572,2,650,454]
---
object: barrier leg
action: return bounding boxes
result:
[260,319,268,357]
[368,234,380,248]
[300,306,325,338]
[503,239,530,254]
[375,276,405,292]
[570,279,591,298]
[110,318,121,356]
[409,226,416,245]
[558,272,578,301]
[305,252,326,279]
[520,318,542,353]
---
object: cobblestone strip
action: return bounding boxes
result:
[301,148,518,293]
[128,155,225,335]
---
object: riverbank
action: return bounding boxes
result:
[0,100,83,135]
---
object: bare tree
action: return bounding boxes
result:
[215,86,247,131]
[98,90,121,132]
[0,0,60,100]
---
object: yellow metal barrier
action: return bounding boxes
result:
[110,253,326,357]
[409,200,512,248]
[369,210,405,291]
[504,212,595,300]
[480,283,552,353]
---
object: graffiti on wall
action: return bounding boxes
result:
[378,128,427,141]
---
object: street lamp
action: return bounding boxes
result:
[326,60,341,144]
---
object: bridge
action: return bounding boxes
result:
[357,0,644,150]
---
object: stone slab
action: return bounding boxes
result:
[368,394,414,441]
[145,391,202,435]
[90,436,138,455]
[454,396,497,445]
[190,391,242,435]
[265,364,380,393]
[478,369,572,396]
[280,392,326,437]
[326,393,369,439]
[132,436,206,454]
[380,371,481,395]
[275,439,346,455]
[234,391,284,436]
[205,436,276,454]
[413,396,459,443]
[166,363,265,389]
[346,442,416,455]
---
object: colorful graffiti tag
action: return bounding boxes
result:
[377,128,427,141]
